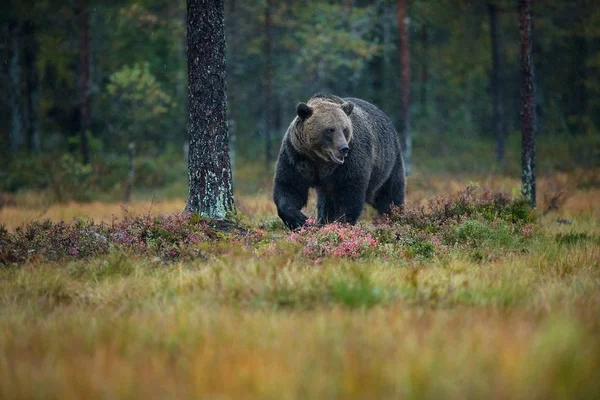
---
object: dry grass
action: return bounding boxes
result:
[1,170,599,399]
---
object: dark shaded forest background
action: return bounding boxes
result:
[1,0,599,203]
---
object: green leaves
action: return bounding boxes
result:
[105,62,174,148]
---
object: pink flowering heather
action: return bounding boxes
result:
[521,223,534,238]
[289,222,379,260]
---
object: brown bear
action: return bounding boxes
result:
[273,94,405,230]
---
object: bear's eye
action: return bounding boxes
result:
[327,128,335,134]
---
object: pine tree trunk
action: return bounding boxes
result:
[228,0,238,173]
[397,0,412,175]
[186,0,236,218]
[9,21,24,154]
[264,0,273,166]
[420,24,429,119]
[23,20,40,153]
[489,3,505,165]
[369,0,385,107]
[518,0,536,207]
[78,0,91,164]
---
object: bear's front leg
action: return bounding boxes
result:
[316,190,337,225]
[333,184,367,225]
[273,182,309,230]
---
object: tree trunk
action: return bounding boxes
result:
[228,0,238,173]
[9,21,24,154]
[489,2,506,165]
[22,20,41,153]
[122,142,136,203]
[369,0,385,107]
[397,0,412,175]
[264,0,273,166]
[78,0,91,164]
[518,0,536,208]
[186,0,236,218]
[420,24,429,119]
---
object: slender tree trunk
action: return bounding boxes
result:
[518,0,535,207]
[123,142,136,203]
[264,0,273,166]
[369,0,385,107]
[186,0,235,218]
[397,0,412,175]
[78,0,91,164]
[489,3,506,165]
[420,24,429,119]
[22,20,41,153]
[9,21,24,154]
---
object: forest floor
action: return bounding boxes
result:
[1,170,599,399]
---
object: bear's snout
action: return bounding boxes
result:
[339,144,350,157]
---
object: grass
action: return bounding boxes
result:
[0,170,599,399]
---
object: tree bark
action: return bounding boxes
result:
[397,0,412,175]
[264,0,273,166]
[185,0,236,218]
[9,21,24,155]
[78,0,91,164]
[22,20,41,153]
[369,0,385,107]
[518,0,536,208]
[227,0,238,173]
[420,24,429,119]
[489,2,506,164]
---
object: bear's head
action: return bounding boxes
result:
[291,99,354,165]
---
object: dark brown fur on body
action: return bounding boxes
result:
[273,94,405,230]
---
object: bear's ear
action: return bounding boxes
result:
[341,101,354,116]
[296,103,313,120]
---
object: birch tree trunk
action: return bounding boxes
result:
[185,0,236,218]
[397,0,412,175]
[518,0,536,207]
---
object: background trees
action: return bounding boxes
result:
[0,0,598,202]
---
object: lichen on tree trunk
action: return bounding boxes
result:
[518,0,536,208]
[185,0,236,218]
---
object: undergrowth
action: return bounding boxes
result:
[1,186,535,266]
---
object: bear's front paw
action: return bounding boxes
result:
[279,209,308,231]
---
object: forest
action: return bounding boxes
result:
[1,0,599,399]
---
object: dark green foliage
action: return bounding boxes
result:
[330,278,384,309]
[405,238,435,259]
[1,151,186,202]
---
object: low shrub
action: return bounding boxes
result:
[289,220,379,260]
[0,214,248,265]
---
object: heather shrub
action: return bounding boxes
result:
[370,186,535,261]
[0,214,247,265]
[386,185,534,232]
[289,221,379,260]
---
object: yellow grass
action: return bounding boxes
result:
[1,170,599,399]
[3,170,598,230]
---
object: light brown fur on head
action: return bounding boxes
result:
[290,98,354,164]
